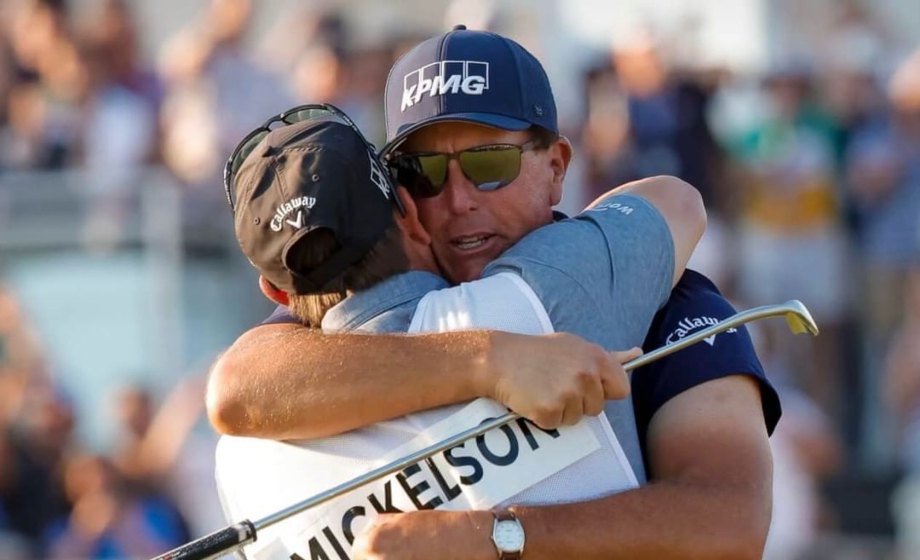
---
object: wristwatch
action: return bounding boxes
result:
[491,510,525,560]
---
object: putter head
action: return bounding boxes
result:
[782,300,819,336]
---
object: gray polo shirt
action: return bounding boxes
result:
[321,193,674,481]
[216,193,674,560]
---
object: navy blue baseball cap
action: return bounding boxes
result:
[382,25,558,154]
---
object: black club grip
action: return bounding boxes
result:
[151,520,256,560]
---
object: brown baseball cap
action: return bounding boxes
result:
[230,118,401,294]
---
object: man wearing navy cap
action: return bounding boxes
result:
[209,26,780,560]
[218,101,699,560]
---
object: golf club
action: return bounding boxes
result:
[151,299,818,560]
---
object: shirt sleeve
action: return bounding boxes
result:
[632,270,782,457]
[262,305,303,325]
[409,273,554,335]
[482,193,674,350]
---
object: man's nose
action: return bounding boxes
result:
[441,159,479,215]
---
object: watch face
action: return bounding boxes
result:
[493,520,525,551]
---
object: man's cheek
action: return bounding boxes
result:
[415,205,443,232]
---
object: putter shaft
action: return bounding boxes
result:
[151,299,817,560]
[255,300,816,530]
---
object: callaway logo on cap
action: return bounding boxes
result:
[383,25,558,154]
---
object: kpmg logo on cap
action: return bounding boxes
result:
[402,60,489,111]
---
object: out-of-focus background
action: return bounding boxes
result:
[0,0,918,558]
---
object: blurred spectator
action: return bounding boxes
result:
[78,0,160,179]
[80,0,163,109]
[743,318,843,560]
[0,288,65,557]
[159,0,293,189]
[612,30,724,207]
[0,288,42,424]
[845,49,920,351]
[45,454,187,559]
[885,269,920,471]
[258,8,388,141]
[1,78,52,169]
[110,379,221,537]
[579,30,725,216]
[110,382,199,483]
[110,385,159,481]
[0,29,13,131]
[821,0,903,108]
[820,27,888,164]
[330,45,393,142]
[765,383,843,560]
[729,65,848,415]
[256,8,348,74]
[1,0,86,170]
[0,426,34,560]
[77,0,162,251]
[1,379,74,556]
[579,63,637,200]
[885,269,920,560]
[289,43,346,106]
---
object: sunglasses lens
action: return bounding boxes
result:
[390,145,524,198]
[391,154,448,198]
[230,107,344,178]
[418,155,448,192]
[230,130,270,177]
[286,107,339,125]
[459,146,521,191]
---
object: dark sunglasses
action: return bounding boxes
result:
[385,140,539,198]
[223,103,404,215]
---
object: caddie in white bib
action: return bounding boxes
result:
[219,398,605,560]
[216,274,639,560]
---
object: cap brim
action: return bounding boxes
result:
[381,112,531,157]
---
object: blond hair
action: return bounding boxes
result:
[285,223,408,327]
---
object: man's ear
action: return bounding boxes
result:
[548,136,573,206]
[258,275,290,306]
[394,186,431,245]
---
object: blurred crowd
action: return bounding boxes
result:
[0,287,208,559]
[0,0,919,558]
[577,7,920,556]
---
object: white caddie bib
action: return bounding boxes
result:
[217,398,601,560]
[215,273,639,560]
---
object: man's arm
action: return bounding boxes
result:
[210,175,703,440]
[207,323,632,439]
[588,175,706,287]
[513,375,772,560]
[353,375,772,560]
